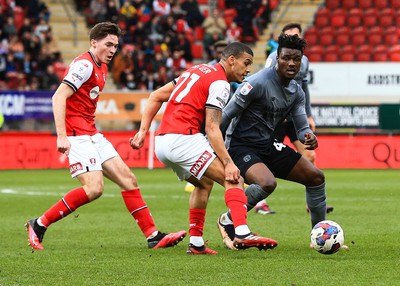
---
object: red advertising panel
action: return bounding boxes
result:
[0,131,164,170]
[1,133,399,170]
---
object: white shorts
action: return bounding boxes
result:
[67,133,119,178]
[155,133,217,181]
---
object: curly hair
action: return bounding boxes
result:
[277,33,307,55]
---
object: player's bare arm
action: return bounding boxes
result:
[52,83,74,155]
[130,82,175,149]
[205,108,240,183]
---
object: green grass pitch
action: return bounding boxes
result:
[1,168,399,285]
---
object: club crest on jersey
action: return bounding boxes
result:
[190,151,212,177]
[240,82,253,95]
[89,158,96,165]
[89,86,100,99]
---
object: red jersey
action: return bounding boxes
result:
[156,63,230,135]
[62,51,107,136]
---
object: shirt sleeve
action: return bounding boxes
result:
[63,59,93,92]
[206,80,230,110]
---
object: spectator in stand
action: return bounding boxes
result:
[18,18,33,38]
[225,21,241,43]
[37,0,51,23]
[180,0,204,29]
[265,32,278,58]
[3,17,17,37]
[90,0,108,24]
[152,0,171,16]
[202,9,226,60]
[41,64,60,91]
[148,15,164,43]
[34,18,50,42]
[120,69,138,90]
[106,0,120,23]
[120,0,138,28]
[166,49,186,73]
[111,44,135,88]
[41,28,61,63]
[174,32,192,62]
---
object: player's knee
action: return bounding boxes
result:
[258,178,277,194]
[85,180,104,199]
[311,168,325,186]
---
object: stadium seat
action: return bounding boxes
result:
[390,0,400,8]
[379,8,395,27]
[13,6,25,32]
[304,27,319,46]
[223,8,237,27]
[358,0,373,8]
[323,46,340,62]
[194,26,205,41]
[306,45,324,62]
[384,26,399,45]
[389,44,400,61]
[319,26,335,46]
[325,0,341,9]
[335,26,351,45]
[314,8,330,27]
[373,0,388,8]
[357,45,372,61]
[340,45,356,62]
[362,8,378,28]
[352,26,368,45]
[395,11,400,26]
[342,0,357,9]
[372,45,389,62]
[330,8,346,27]
[367,26,384,45]
[347,8,363,28]
[191,43,203,59]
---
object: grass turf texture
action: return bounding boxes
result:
[0,168,399,286]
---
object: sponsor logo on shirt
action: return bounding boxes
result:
[89,86,100,99]
[72,73,83,82]
[70,162,83,175]
[240,82,253,95]
[190,150,212,177]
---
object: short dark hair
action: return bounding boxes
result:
[277,33,307,55]
[89,22,121,41]
[281,23,302,34]
[221,42,253,59]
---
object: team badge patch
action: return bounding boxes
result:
[240,82,253,95]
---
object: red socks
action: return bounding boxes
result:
[189,208,206,237]
[121,189,157,238]
[225,188,248,228]
[40,187,90,228]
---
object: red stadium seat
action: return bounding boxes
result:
[347,8,363,28]
[390,0,400,8]
[306,45,324,62]
[223,8,237,27]
[340,45,356,62]
[323,46,340,62]
[335,26,351,45]
[379,8,395,27]
[389,45,400,61]
[372,45,389,62]
[342,0,357,9]
[352,26,368,45]
[363,8,378,28]
[319,27,334,46]
[358,0,373,8]
[384,26,399,45]
[304,27,319,46]
[330,8,346,27]
[13,6,25,32]
[367,26,383,45]
[373,0,388,8]
[314,8,330,27]
[191,43,203,59]
[325,0,341,9]
[357,45,372,61]
[194,26,205,41]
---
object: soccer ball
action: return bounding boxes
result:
[310,220,344,254]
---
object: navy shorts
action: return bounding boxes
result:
[229,139,302,180]
[273,121,298,143]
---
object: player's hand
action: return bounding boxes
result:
[130,131,146,149]
[304,132,318,150]
[56,136,71,156]
[224,162,240,184]
[308,116,316,133]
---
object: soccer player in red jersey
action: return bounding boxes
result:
[131,42,278,254]
[26,22,186,251]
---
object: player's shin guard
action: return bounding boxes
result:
[306,183,327,227]
[225,188,248,228]
[121,189,157,237]
[189,208,206,237]
[40,187,90,227]
[245,184,270,211]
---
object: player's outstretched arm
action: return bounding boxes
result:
[130,82,174,149]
